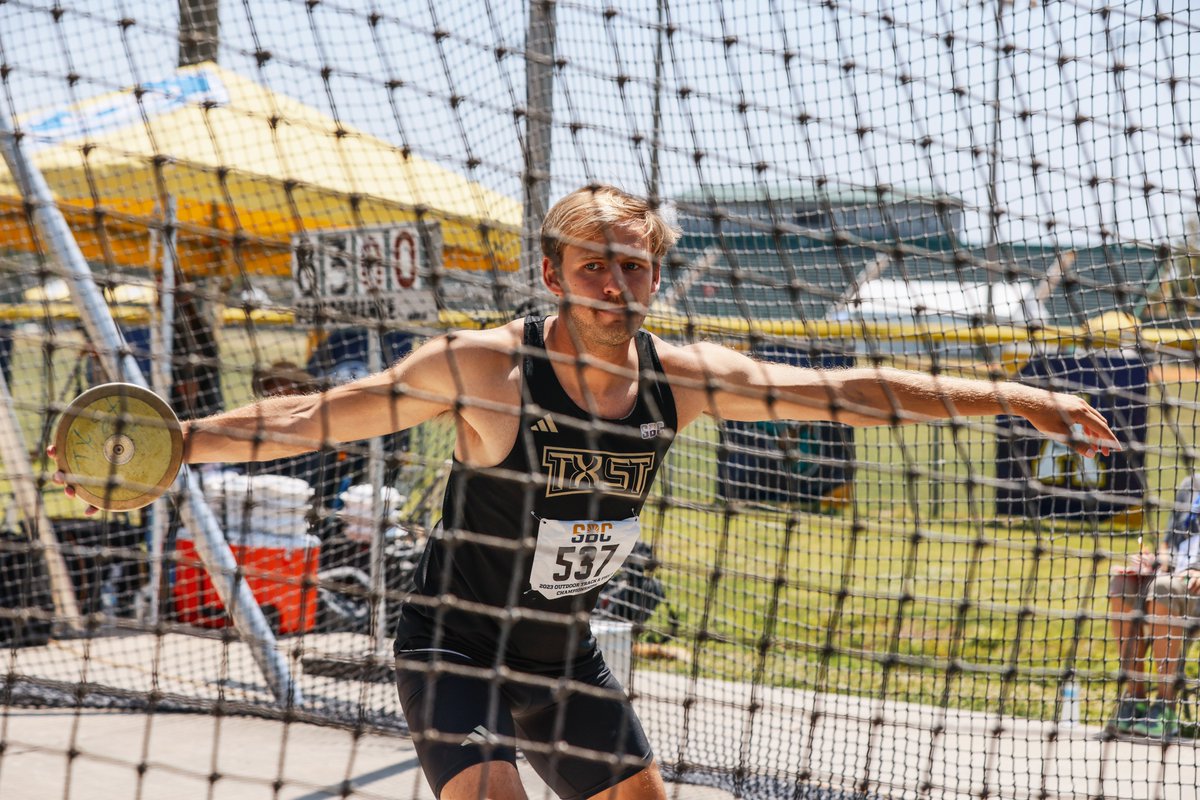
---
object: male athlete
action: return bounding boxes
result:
[56,185,1117,800]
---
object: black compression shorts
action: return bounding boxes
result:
[394,647,653,800]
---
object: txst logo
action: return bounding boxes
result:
[541,447,656,499]
[641,421,664,439]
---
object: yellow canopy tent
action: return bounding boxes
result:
[0,62,520,280]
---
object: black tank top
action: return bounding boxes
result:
[393,317,677,672]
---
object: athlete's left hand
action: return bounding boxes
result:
[1020,392,1120,459]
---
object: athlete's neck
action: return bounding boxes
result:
[543,315,639,406]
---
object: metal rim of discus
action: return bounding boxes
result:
[54,382,183,512]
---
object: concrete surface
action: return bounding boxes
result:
[0,708,738,800]
[0,631,1197,799]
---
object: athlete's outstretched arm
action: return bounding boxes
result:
[181,331,498,464]
[664,341,1119,459]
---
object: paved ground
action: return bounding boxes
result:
[0,631,1197,799]
[0,708,738,800]
[634,671,1200,800]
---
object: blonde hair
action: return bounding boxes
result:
[541,185,680,267]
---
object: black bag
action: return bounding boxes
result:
[313,538,422,634]
[595,542,666,625]
[0,530,54,647]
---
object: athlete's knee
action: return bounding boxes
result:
[440,761,529,800]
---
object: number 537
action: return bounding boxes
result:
[553,544,620,582]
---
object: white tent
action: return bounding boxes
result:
[24,278,155,306]
[836,278,1048,326]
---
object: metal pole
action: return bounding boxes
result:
[148,197,177,627]
[0,366,82,630]
[519,0,558,313]
[649,0,665,202]
[178,0,220,67]
[0,103,301,706]
[985,0,1013,323]
[929,422,942,519]
[367,329,387,654]
[0,136,141,384]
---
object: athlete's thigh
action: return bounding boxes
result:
[511,657,654,800]
[441,761,529,800]
[395,651,520,799]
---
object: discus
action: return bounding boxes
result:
[54,382,184,511]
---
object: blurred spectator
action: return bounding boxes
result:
[240,360,346,534]
[0,322,13,390]
[1107,475,1200,740]
[81,282,223,418]
[301,327,414,513]
[253,360,318,398]
[170,286,223,419]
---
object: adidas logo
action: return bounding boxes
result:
[531,415,559,433]
[461,724,492,747]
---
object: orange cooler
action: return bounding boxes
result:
[174,530,320,634]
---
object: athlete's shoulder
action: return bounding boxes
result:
[645,336,762,428]
[648,335,748,376]
[435,317,523,344]
[412,319,524,361]
[395,319,524,392]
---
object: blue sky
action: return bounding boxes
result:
[1,0,1196,248]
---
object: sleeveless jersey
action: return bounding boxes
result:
[393,317,677,672]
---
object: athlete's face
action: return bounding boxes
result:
[543,223,661,348]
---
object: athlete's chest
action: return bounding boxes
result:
[535,437,665,501]
[545,363,640,420]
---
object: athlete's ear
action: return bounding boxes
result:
[543,256,565,297]
[651,261,661,294]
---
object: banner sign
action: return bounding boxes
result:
[291,224,442,320]
[994,354,1147,523]
[717,348,855,508]
[23,67,230,150]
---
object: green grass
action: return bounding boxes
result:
[634,375,1200,726]
[9,324,1200,726]
[640,498,1131,722]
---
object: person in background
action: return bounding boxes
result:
[169,285,223,420]
[1107,475,1200,740]
[247,360,349,533]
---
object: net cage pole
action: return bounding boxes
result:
[518,0,557,312]
[0,104,302,707]
[147,195,177,628]
[368,330,387,654]
[648,0,666,202]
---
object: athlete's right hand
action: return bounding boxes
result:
[1018,391,1119,460]
[46,445,99,516]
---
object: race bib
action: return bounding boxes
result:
[528,516,640,599]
